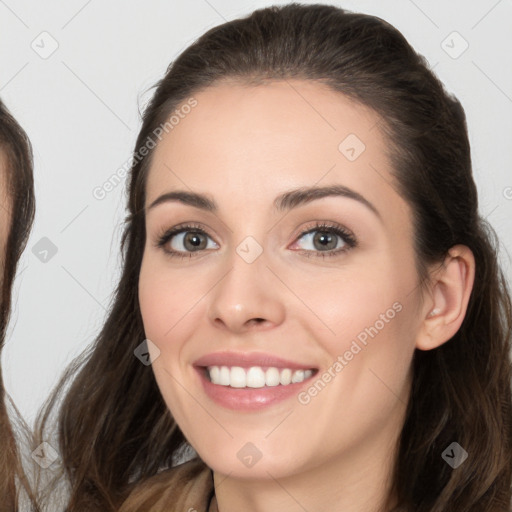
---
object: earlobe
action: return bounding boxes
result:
[415,245,475,351]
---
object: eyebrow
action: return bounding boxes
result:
[147,184,381,219]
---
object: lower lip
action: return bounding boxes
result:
[195,367,316,411]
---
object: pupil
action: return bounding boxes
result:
[316,232,334,249]
[186,232,204,249]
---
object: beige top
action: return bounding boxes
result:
[119,457,218,512]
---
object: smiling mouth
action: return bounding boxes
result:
[201,365,318,388]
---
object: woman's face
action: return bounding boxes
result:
[139,80,427,480]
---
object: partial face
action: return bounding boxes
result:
[139,80,424,479]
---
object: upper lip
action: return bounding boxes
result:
[193,351,317,370]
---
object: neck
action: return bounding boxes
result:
[213,416,402,512]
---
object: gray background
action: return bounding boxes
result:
[1,0,511,425]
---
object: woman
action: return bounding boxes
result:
[0,99,37,511]
[37,3,512,511]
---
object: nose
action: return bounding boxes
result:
[206,251,286,335]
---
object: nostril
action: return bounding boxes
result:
[250,318,266,326]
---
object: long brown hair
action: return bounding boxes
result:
[36,4,512,511]
[0,98,37,511]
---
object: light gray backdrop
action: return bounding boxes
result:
[1,0,511,425]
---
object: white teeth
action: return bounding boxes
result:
[247,367,266,388]
[209,366,220,383]
[219,366,230,386]
[230,366,246,388]
[207,365,314,388]
[265,367,280,387]
[291,369,305,383]
[280,368,292,385]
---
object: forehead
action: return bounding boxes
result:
[145,79,408,223]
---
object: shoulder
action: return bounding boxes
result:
[119,457,214,512]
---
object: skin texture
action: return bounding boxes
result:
[138,80,475,512]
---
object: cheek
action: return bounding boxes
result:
[138,258,181,349]
[138,255,210,371]
[299,258,416,396]
[138,261,191,415]
[292,261,402,345]
[138,255,187,336]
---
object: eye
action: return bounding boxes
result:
[155,222,218,259]
[290,221,357,259]
[154,221,357,260]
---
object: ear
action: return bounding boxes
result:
[415,244,475,351]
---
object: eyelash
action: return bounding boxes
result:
[154,221,357,260]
